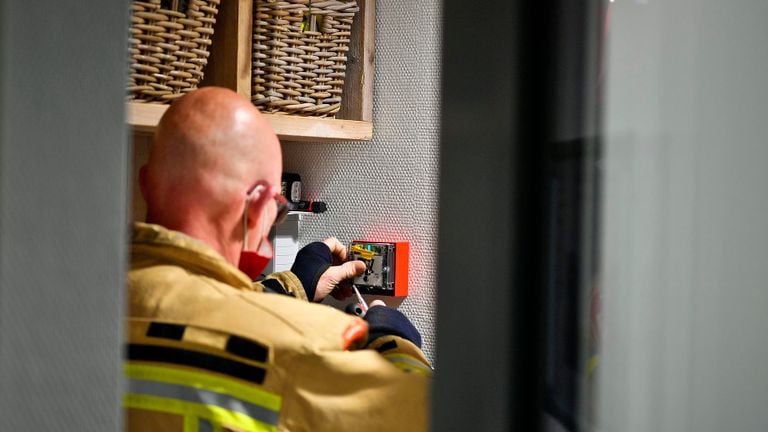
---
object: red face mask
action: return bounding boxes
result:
[238,248,272,281]
[238,190,274,280]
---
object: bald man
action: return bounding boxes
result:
[126,87,431,432]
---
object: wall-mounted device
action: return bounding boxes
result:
[348,241,409,297]
[281,172,302,203]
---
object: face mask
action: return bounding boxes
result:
[238,191,274,280]
[238,248,272,281]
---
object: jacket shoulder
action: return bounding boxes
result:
[129,264,366,353]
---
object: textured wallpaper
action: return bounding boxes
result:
[282,0,442,361]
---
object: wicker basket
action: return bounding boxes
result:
[128,0,220,103]
[252,0,360,117]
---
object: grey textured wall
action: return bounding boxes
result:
[0,1,128,430]
[282,0,442,361]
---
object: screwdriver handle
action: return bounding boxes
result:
[352,285,368,312]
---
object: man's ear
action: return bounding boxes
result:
[244,182,273,229]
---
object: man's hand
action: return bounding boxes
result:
[322,237,349,266]
[290,238,366,302]
[314,238,366,301]
[363,300,423,348]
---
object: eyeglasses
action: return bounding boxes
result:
[245,186,290,227]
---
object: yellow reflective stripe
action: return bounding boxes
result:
[183,414,215,432]
[125,363,281,412]
[125,393,277,432]
[128,377,279,426]
[382,353,433,377]
[183,414,197,432]
[587,355,600,376]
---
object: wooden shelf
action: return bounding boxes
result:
[263,114,372,143]
[129,0,374,142]
[129,103,168,134]
[128,102,372,142]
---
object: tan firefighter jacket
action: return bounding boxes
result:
[126,223,431,432]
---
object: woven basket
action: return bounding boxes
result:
[128,0,220,103]
[252,0,360,117]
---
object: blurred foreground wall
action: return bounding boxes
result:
[0,2,128,430]
[599,1,768,431]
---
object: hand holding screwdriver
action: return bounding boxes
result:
[345,286,385,317]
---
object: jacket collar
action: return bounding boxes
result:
[131,222,258,291]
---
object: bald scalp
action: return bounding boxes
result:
[143,87,282,228]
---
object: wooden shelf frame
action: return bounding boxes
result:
[129,103,372,141]
[128,0,374,142]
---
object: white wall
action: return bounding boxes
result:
[282,0,442,361]
[598,1,768,431]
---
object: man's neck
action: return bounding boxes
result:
[147,214,242,267]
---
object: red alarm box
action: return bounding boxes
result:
[348,241,409,297]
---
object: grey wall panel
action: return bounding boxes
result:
[0,1,128,430]
[282,0,442,361]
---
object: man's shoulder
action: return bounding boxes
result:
[237,291,368,351]
[128,265,365,353]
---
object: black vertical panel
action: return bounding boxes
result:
[534,2,604,431]
[436,0,602,431]
[434,0,541,429]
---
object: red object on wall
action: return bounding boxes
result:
[393,241,409,297]
[351,240,409,297]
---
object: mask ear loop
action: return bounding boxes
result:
[255,204,272,255]
[237,187,273,280]
[242,187,258,250]
[242,197,250,249]
[241,185,271,254]
[242,184,264,248]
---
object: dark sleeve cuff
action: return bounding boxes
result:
[364,306,422,348]
[290,242,332,301]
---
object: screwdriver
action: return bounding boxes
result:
[352,285,368,313]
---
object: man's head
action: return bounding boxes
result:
[140,87,283,265]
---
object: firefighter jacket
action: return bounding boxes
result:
[126,222,431,432]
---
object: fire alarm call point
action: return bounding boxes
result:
[348,241,409,297]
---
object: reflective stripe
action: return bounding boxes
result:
[183,415,197,432]
[382,353,433,377]
[198,419,213,432]
[125,364,280,411]
[125,363,281,432]
[129,378,280,426]
[125,393,276,432]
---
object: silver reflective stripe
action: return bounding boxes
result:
[198,419,213,432]
[128,378,280,426]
